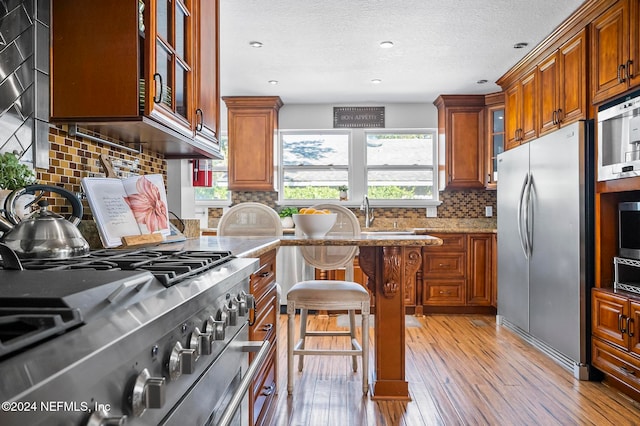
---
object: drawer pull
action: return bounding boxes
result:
[627,317,634,337]
[262,323,274,332]
[620,365,636,376]
[259,271,270,277]
[439,290,452,295]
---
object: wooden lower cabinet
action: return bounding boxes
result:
[317,232,496,314]
[249,250,278,426]
[422,233,496,314]
[591,288,640,401]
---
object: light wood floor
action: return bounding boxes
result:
[270,313,640,425]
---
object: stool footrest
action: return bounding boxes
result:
[302,330,353,337]
[294,339,362,352]
[293,348,362,356]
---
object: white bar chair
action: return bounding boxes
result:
[286,203,370,395]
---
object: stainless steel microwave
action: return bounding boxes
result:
[597,89,640,181]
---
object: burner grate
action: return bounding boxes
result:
[10,249,234,287]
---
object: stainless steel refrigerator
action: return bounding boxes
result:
[497,120,594,380]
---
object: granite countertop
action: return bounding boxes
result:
[162,232,443,259]
[203,217,497,237]
[279,234,442,247]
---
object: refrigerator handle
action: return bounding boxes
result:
[523,174,533,257]
[517,173,530,259]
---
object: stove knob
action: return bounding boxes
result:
[225,300,238,326]
[190,326,213,356]
[169,341,197,380]
[235,293,247,316]
[86,407,127,426]
[205,312,226,341]
[131,368,165,417]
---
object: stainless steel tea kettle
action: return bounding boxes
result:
[0,185,90,259]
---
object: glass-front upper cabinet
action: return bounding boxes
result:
[146,0,193,136]
[485,93,505,190]
[51,0,221,158]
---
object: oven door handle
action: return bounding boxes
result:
[216,340,271,426]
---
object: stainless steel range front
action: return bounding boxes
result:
[0,248,268,425]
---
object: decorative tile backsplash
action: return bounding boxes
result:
[37,126,166,218]
[207,189,497,228]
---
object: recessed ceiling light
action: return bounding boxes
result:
[477,79,488,84]
[379,41,394,49]
[268,80,278,85]
[371,79,382,84]
[513,42,529,49]
[249,41,263,48]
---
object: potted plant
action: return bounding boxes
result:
[278,206,298,228]
[338,185,348,201]
[0,152,37,218]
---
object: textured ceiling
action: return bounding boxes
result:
[219,0,585,105]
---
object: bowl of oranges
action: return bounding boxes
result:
[292,208,337,238]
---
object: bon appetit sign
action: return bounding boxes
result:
[333,106,385,128]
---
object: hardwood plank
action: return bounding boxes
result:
[272,313,640,425]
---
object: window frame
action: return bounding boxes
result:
[277,128,440,208]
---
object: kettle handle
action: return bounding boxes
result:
[4,185,83,226]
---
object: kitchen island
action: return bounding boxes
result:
[178,233,443,400]
[279,233,442,400]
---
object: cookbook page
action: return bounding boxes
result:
[81,177,142,248]
[120,174,171,237]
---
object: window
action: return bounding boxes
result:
[279,129,437,206]
[365,131,435,201]
[194,134,230,202]
[280,131,350,200]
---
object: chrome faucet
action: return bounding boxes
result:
[360,195,374,228]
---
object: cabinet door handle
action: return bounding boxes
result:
[261,384,275,396]
[618,64,626,83]
[557,108,563,124]
[552,110,557,125]
[261,323,274,333]
[627,60,634,80]
[627,317,634,337]
[618,313,627,334]
[153,73,163,103]
[195,108,204,132]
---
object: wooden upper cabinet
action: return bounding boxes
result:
[521,70,538,143]
[538,52,559,135]
[223,96,283,191]
[504,83,521,150]
[484,92,504,190]
[194,0,220,146]
[434,95,485,190]
[50,0,221,158]
[539,29,587,137]
[591,0,640,104]
[145,0,194,134]
[504,69,537,150]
